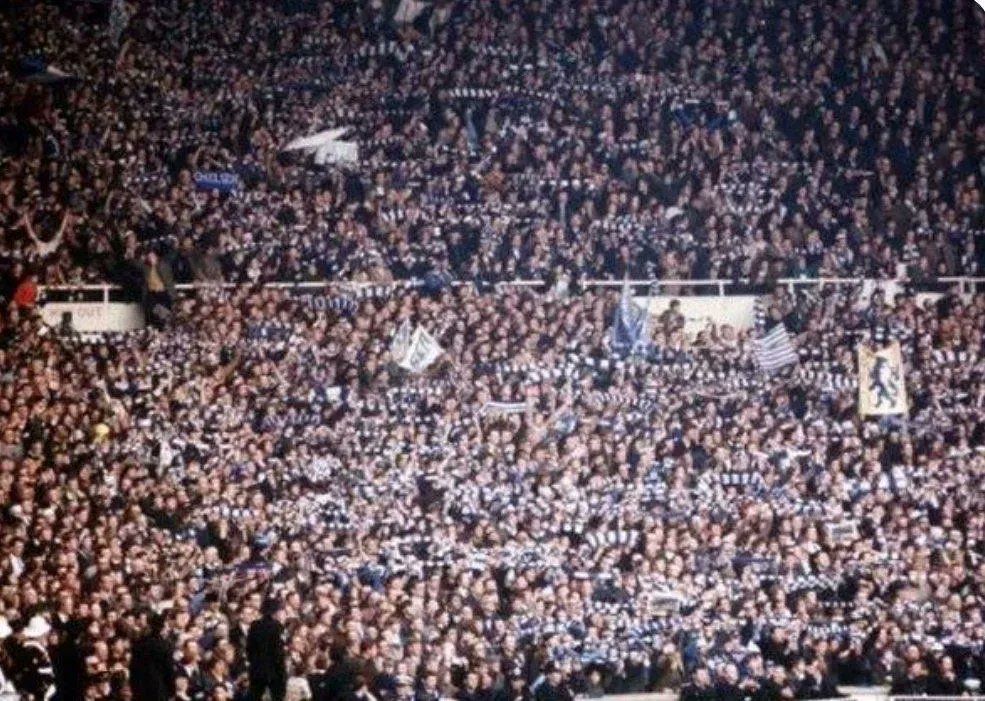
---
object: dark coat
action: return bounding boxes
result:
[679,682,717,701]
[714,682,745,701]
[51,639,87,701]
[927,674,964,697]
[752,679,784,701]
[533,682,572,701]
[246,616,286,683]
[129,634,176,701]
[890,674,929,697]
[313,658,359,701]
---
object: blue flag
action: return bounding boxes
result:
[610,283,649,356]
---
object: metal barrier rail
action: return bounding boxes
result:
[574,277,982,296]
[38,276,985,303]
[597,693,984,701]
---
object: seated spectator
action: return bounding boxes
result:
[890,661,930,697]
[928,655,965,697]
[681,668,716,701]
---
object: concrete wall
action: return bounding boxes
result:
[638,296,759,333]
[40,302,145,333]
[34,292,951,336]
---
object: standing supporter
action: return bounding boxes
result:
[129,613,176,701]
[247,599,288,701]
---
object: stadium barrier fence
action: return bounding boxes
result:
[38,275,985,303]
[595,693,984,701]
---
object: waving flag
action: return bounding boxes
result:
[755,323,798,373]
[610,282,649,356]
[398,327,444,373]
[389,319,413,361]
[283,128,359,165]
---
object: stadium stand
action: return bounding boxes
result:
[0,0,982,700]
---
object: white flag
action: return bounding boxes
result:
[283,128,359,165]
[398,327,444,373]
[390,319,413,361]
[395,0,429,22]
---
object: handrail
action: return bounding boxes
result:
[38,276,985,301]
[585,692,984,701]
[577,276,982,293]
[596,693,984,701]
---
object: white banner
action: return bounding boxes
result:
[481,400,529,415]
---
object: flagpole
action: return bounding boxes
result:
[639,281,652,358]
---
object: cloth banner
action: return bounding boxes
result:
[283,128,359,165]
[194,171,239,192]
[398,326,443,373]
[647,589,686,612]
[858,341,908,416]
[481,401,529,415]
[289,290,357,316]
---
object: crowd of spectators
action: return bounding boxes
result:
[0,0,984,700]
[0,279,983,700]
[0,0,983,296]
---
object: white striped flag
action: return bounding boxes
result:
[755,323,798,373]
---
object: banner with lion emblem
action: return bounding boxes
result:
[858,341,908,416]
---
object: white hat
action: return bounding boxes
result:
[0,615,11,640]
[22,615,51,639]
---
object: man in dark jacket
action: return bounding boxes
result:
[679,668,716,701]
[927,656,964,696]
[246,598,287,701]
[890,661,930,696]
[533,667,572,701]
[51,619,87,701]
[312,644,358,701]
[129,613,175,701]
[713,664,745,701]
